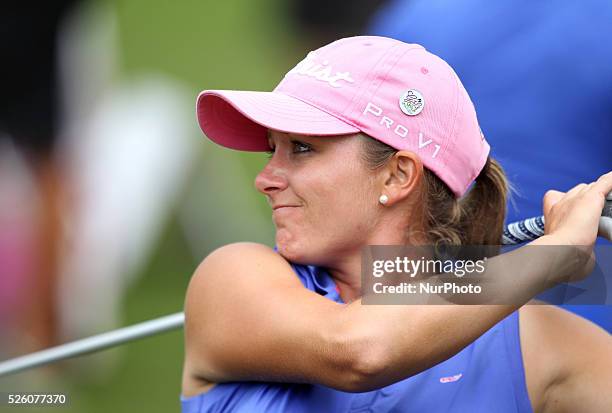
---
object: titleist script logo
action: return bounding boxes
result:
[287,52,355,88]
[363,102,441,159]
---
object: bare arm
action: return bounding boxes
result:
[520,305,612,413]
[184,239,580,392]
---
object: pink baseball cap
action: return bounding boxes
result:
[197,36,489,197]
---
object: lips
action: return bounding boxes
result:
[272,205,301,220]
[272,205,300,210]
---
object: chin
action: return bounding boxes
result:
[275,241,300,262]
[275,238,314,265]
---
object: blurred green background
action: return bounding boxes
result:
[0,0,310,411]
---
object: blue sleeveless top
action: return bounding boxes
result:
[181,263,533,412]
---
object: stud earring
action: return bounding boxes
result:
[379,194,389,205]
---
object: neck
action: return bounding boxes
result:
[325,253,363,304]
[325,224,425,303]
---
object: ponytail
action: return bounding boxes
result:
[457,157,508,245]
[421,158,508,246]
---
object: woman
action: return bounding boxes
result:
[181,36,612,412]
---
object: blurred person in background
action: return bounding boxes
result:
[368,0,612,331]
[0,2,79,357]
[0,1,198,381]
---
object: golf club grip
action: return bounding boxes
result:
[502,191,612,245]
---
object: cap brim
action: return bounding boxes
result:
[196,90,360,151]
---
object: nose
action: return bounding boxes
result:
[254,157,289,197]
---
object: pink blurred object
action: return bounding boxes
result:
[0,140,40,327]
[0,223,37,323]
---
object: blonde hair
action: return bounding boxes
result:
[359,134,509,249]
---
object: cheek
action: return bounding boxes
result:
[312,174,376,233]
[276,151,377,258]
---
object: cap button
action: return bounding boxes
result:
[399,89,425,116]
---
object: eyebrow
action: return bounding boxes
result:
[267,131,319,147]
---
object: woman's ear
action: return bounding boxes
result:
[381,151,423,206]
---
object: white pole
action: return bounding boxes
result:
[0,312,184,377]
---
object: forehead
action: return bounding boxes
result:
[266,130,360,146]
[267,130,312,142]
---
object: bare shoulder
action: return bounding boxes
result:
[520,304,611,363]
[184,242,306,343]
[196,242,285,274]
[182,242,342,387]
[188,242,301,291]
[519,304,612,413]
[183,243,291,392]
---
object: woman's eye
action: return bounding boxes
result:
[292,141,311,153]
[265,141,310,158]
